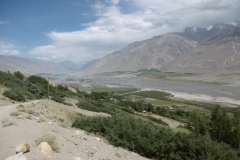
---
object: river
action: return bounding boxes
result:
[39,72,240,101]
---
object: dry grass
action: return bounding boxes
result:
[115,152,121,158]
[1,118,16,127]
[17,104,26,112]
[59,122,68,128]
[35,133,60,152]
[10,111,21,116]
[63,110,78,121]
[26,109,34,114]
[26,115,32,120]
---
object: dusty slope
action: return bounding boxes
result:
[0,55,69,74]
[162,25,240,73]
[83,33,197,73]
[0,100,148,160]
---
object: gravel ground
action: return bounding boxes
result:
[0,100,148,160]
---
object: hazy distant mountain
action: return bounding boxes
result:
[58,60,86,71]
[83,21,240,74]
[83,33,197,73]
[0,55,69,74]
[182,21,240,43]
[162,25,240,73]
[58,60,98,71]
[79,59,98,70]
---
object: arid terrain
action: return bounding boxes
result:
[0,99,149,160]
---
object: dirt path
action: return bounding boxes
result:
[0,100,42,115]
[0,99,148,160]
[150,114,184,128]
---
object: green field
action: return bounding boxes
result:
[91,86,138,94]
[127,90,172,100]
[96,71,136,76]
[146,99,177,106]
[137,70,195,80]
[172,127,191,134]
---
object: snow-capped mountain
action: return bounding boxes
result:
[182,21,240,43]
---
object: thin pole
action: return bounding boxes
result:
[48,78,49,100]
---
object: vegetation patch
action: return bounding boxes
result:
[137,70,186,79]
[1,118,16,127]
[10,111,21,117]
[115,152,121,158]
[128,91,172,100]
[72,113,238,159]
[35,133,60,152]
[16,104,26,112]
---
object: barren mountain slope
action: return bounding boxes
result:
[83,33,197,73]
[162,25,240,73]
[0,55,69,74]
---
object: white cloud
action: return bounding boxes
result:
[0,21,9,25]
[0,40,21,56]
[29,0,240,62]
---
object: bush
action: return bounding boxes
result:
[35,134,59,152]
[3,89,26,102]
[1,118,16,127]
[72,114,239,159]
[10,111,21,116]
[14,71,24,80]
[77,101,116,115]
[51,95,64,103]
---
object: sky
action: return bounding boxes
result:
[0,0,240,63]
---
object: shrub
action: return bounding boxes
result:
[3,89,25,102]
[10,111,21,116]
[35,133,59,152]
[52,95,64,103]
[14,71,24,80]
[1,118,16,127]
[26,109,34,115]
[72,114,239,159]
[17,105,26,112]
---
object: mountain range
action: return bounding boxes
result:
[83,21,240,74]
[1,21,240,75]
[163,24,240,73]
[0,55,68,74]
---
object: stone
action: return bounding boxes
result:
[75,157,81,160]
[16,143,30,153]
[94,137,103,142]
[32,112,39,116]
[17,115,23,119]
[37,142,53,156]
[5,152,27,160]
[75,130,82,137]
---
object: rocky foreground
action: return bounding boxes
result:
[0,100,148,160]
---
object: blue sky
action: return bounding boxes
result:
[0,0,240,62]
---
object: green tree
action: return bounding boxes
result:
[187,110,209,136]
[232,112,240,149]
[13,71,24,80]
[210,105,233,144]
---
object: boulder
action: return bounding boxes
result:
[37,142,53,156]
[17,115,23,119]
[16,143,30,153]
[5,152,27,160]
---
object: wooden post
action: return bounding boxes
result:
[48,78,49,100]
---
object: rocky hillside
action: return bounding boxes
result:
[1,100,148,160]
[83,21,240,74]
[162,25,240,73]
[83,33,197,73]
[182,21,240,43]
[0,55,69,74]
